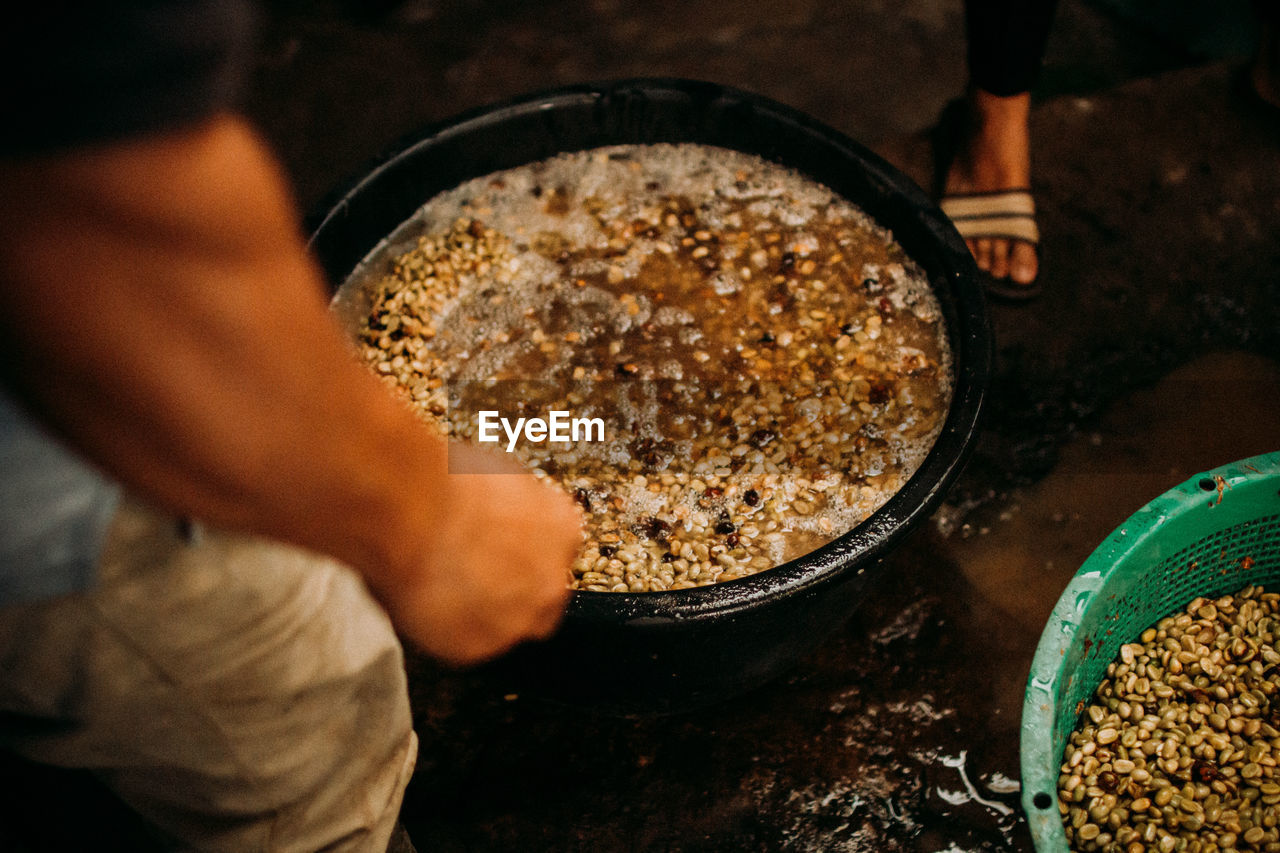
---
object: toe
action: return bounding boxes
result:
[1010,241,1039,285]
[989,238,1012,280]
[970,238,993,272]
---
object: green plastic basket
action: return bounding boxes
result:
[1020,451,1280,851]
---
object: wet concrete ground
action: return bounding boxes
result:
[4,1,1278,850]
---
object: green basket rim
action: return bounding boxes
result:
[1019,450,1280,851]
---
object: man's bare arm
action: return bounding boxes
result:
[0,115,580,663]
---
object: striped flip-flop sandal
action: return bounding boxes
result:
[940,189,1041,301]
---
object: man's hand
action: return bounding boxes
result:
[0,115,583,665]
[383,446,582,665]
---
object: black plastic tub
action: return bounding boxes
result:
[309,79,990,714]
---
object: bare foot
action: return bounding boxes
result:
[945,89,1039,287]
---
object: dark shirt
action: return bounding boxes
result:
[0,0,256,155]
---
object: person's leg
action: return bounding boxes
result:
[964,0,1059,100]
[0,498,416,852]
[1252,0,1280,109]
[946,0,1059,288]
[943,89,1037,285]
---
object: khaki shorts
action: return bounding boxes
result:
[0,499,416,852]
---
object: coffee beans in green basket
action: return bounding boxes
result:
[1058,585,1280,852]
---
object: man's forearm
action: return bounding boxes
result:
[0,115,445,591]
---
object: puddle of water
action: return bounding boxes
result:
[947,350,1280,639]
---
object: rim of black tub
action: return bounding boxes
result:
[307,77,990,630]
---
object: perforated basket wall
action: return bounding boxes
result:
[1021,452,1280,851]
